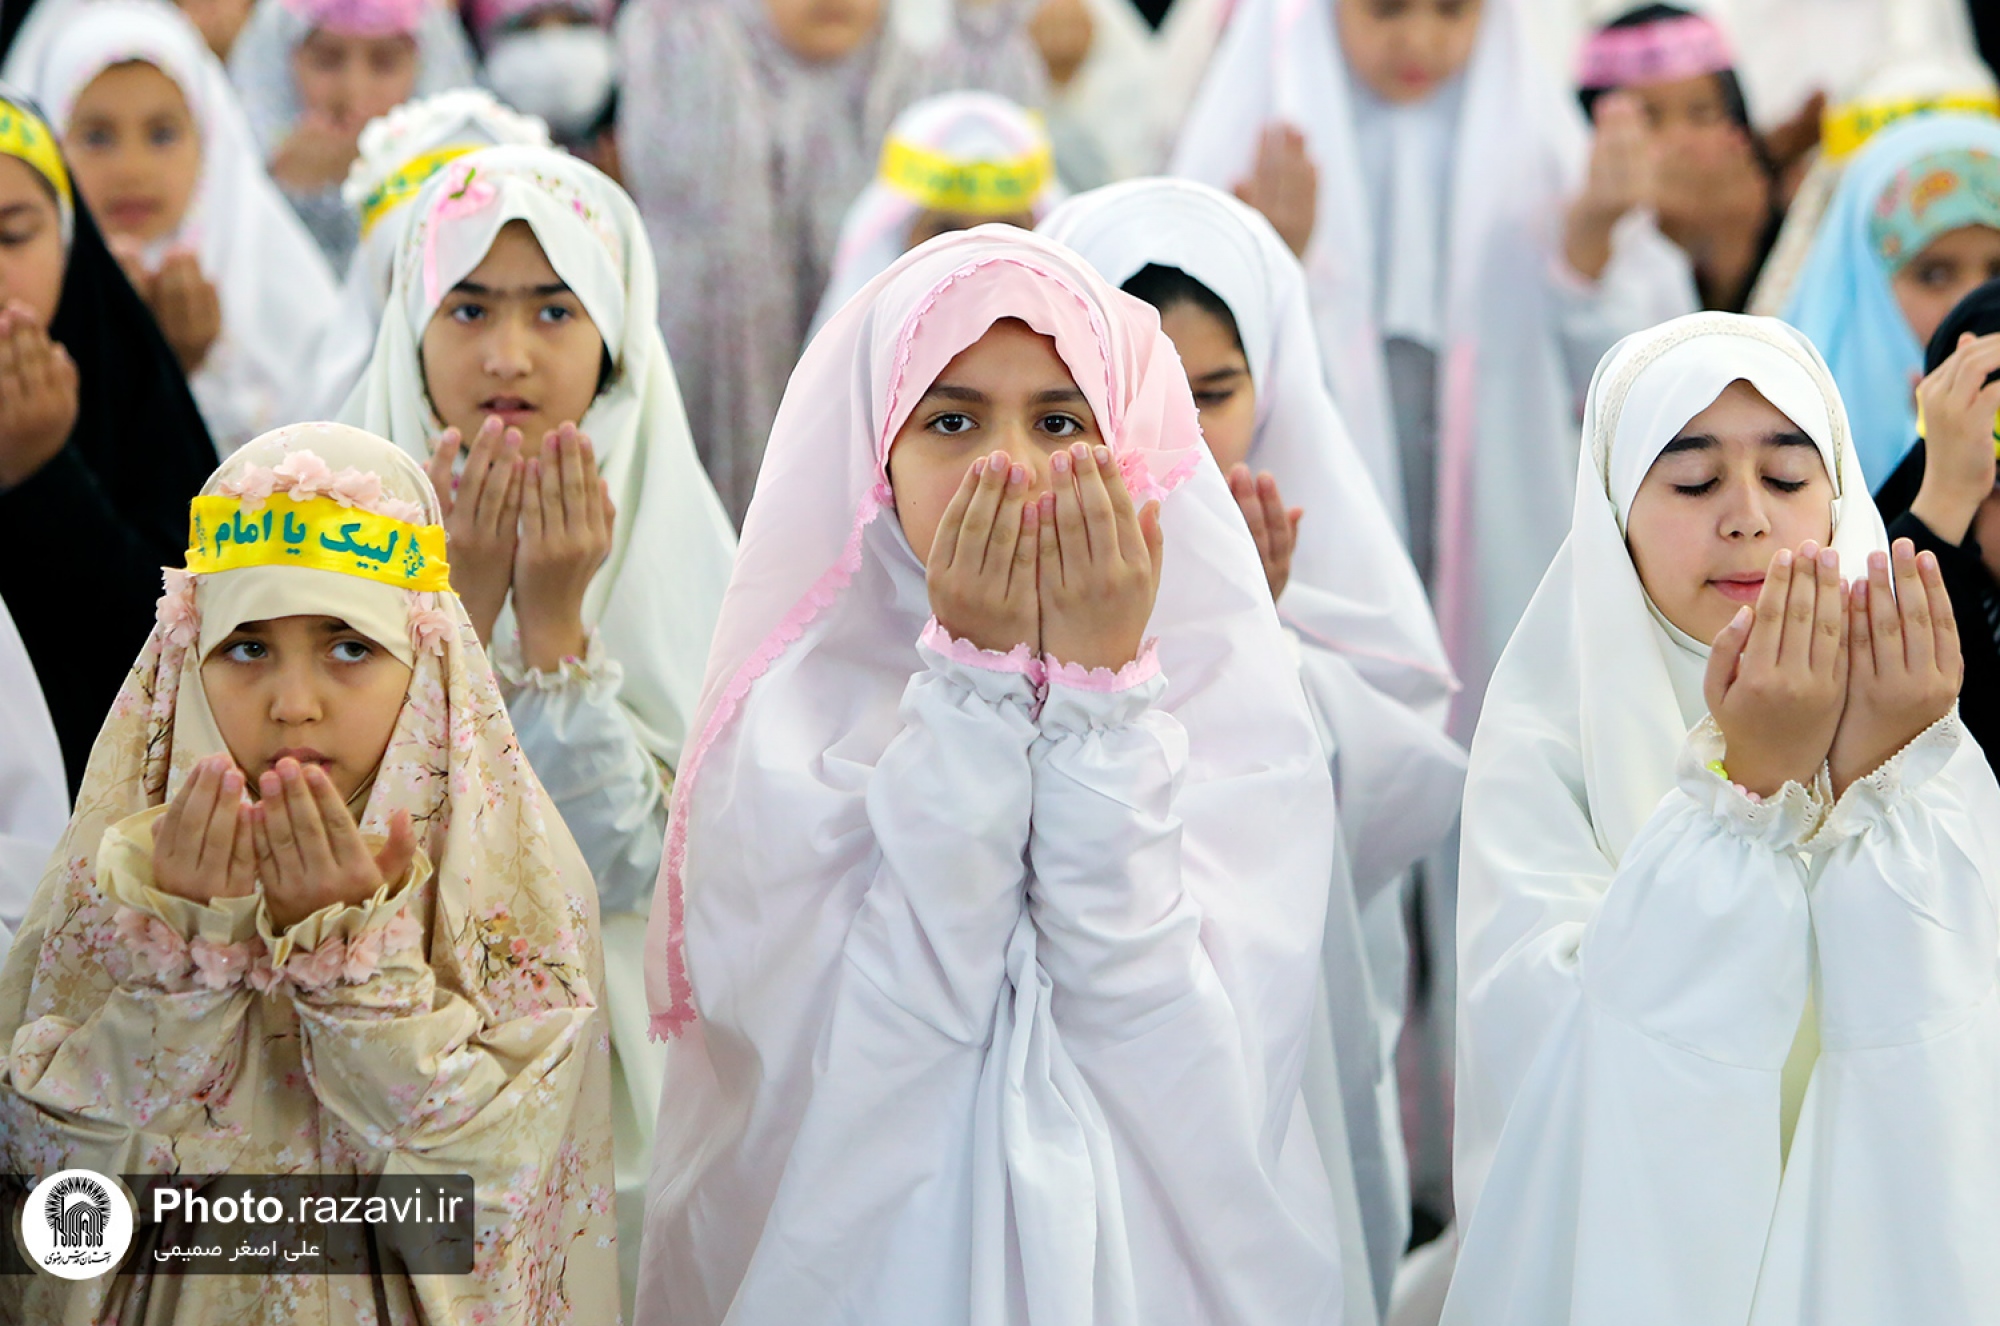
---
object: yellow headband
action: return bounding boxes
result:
[1822,91,2000,160]
[186,493,451,592]
[0,99,72,212]
[359,142,479,238]
[877,136,1053,217]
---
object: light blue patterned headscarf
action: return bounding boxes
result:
[1786,114,2000,489]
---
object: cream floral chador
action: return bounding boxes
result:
[0,424,619,1323]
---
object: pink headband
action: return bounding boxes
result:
[282,0,427,38]
[1575,13,1734,90]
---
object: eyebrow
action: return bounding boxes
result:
[919,383,1089,407]
[1659,429,1816,455]
[450,280,572,298]
[1191,366,1248,385]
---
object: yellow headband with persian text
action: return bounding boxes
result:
[1822,92,2000,160]
[359,142,479,238]
[878,135,1053,216]
[0,98,72,211]
[186,492,451,592]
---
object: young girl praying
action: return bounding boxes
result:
[0,84,216,787]
[1172,0,1696,733]
[0,422,618,1322]
[1042,176,1465,1321]
[343,142,737,1316]
[612,0,1043,522]
[227,0,476,271]
[1785,112,2000,487]
[1451,312,2000,1322]
[634,225,1346,1324]
[26,0,338,454]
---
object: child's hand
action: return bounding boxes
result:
[1828,540,1963,797]
[925,448,1040,655]
[1233,123,1317,259]
[1703,542,1849,798]
[426,417,523,646]
[253,758,416,931]
[513,424,615,671]
[1038,441,1162,672]
[1028,0,1094,88]
[147,250,222,375]
[0,302,78,488]
[1909,331,2000,546]
[153,754,258,906]
[1227,464,1303,602]
[1567,92,1658,280]
[268,111,360,192]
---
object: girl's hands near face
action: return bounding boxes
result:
[426,417,523,645]
[1234,123,1317,259]
[152,754,258,905]
[0,301,78,488]
[1703,542,1849,798]
[254,757,416,931]
[514,424,614,671]
[1829,539,1963,797]
[1909,331,2000,546]
[147,250,222,375]
[1227,464,1303,602]
[268,110,360,192]
[926,448,1041,655]
[1567,92,1658,281]
[1038,441,1162,672]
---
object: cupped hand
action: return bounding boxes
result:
[1038,441,1162,672]
[1828,539,1963,797]
[0,301,79,488]
[514,424,615,671]
[926,448,1040,655]
[426,417,523,645]
[1909,331,2000,546]
[152,754,258,906]
[148,250,222,374]
[1227,464,1303,602]
[1702,542,1849,798]
[1566,92,1658,280]
[253,757,416,931]
[1234,123,1317,259]
[267,111,360,192]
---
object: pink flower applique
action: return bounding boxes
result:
[377,495,428,525]
[245,952,287,995]
[424,162,499,307]
[216,465,278,513]
[285,935,348,991]
[406,591,454,656]
[271,451,337,504]
[325,466,383,511]
[383,909,424,956]
[189,936,254,991]
[342,926,389,984]
[115,906,192,985]
[155,569,199,650]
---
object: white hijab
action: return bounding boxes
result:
[306,89,550,418]
[24,0,340,454]
[1456,311,1886,1216]
[0,595,64,938]
[1171,0,1694,727]
[343,144,738,769]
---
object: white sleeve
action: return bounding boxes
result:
[1756,712,2000,1321]
[500,633,668,918]
[1447,718,1818,1326]
[1548,211,1700,396]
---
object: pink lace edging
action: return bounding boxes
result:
[917,617,1045,682]
[215,449,427,525]
[1044,638,1160,693]
[114,904,423,996]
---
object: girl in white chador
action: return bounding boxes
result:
[1040,176,1464,1321]
[1450,311,2000,1323]
[634,226,1345,1324]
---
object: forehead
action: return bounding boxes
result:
[0,154,57,208]
[926,317,1076,388]
[1630,72,1726,110]
[74,59,189,113]
[1674,378,1799,435]
[463,218,560,280]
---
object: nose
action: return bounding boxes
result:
[986,426,1052,495]
[267,657,325,728]
[481,313,534,380]
[1718,473,1774,542]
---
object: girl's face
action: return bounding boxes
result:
[1337,0,1482,105]
[1892,224,2000,349]
[201,612,413,801]
[0,155,67,327]
[176,0,255,59]
[763,0,881,63]
[292,27,419,132]
[64,61,201,244]
[887,317,1102,561]
[1157,299,1255,472]
[421,219,606,457]
[1624,380,1835,643]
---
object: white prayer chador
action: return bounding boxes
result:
[1448,311,2000,1324]
[0,595,64,940]
[306,89,550,418]
[634,227,1344,1324]
[1040,177,1466,1317]
[24,0,339,454]
[1170,0,1695,729]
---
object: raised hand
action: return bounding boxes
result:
[1828,539,1963,797]
[925,449,1040,655]
[147,250,222,375]
[1228,464,1303,602]
[514,424,615,671]
[1909,331,2000,546]
[1234,123,1318,259]
[1702,542,1849,798]
[152,754,258,906]
[267,110,360,192]
[1566,92,1657,281]
[0,301,79,488]
[425,416,523,646]
[1038,441,1162,672]
[254,757,416,931]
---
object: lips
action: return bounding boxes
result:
[103,198,161,230]
[480,399,537,424]
[270,748,331,768]
[1710,576,1765,604]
